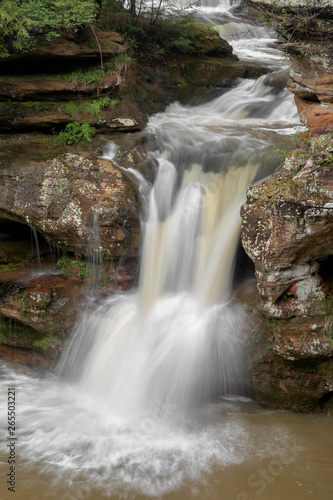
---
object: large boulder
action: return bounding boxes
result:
[241,135,333,318]
[0,134,141,359]
[0,148,140,258]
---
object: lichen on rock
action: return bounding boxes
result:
[240,132,333,411]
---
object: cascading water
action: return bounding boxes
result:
[58,21,301,419]
[2,4,326,500]
[177,0,241,10]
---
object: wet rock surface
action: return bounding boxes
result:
[247,1,333,135]
[0,344,53,368]
[241,134,333,319]
[233,280,333,413]
[238,0,333,412]
[0,142,141,258]
[0,133,141,358]
[240,134,333,412]
[285,43,333,135]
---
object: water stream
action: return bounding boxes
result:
[1,1,333,499]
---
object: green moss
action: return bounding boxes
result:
[63,97,118,119]
[2,96,118,124]
[99,272,113,287]
[0,316,38,343]
[18,292,27,312]
[179,58,245,86]
[33,334,61,351]
[265,340,274,351]
[263,315,278,329]
[56,67,106,85]
[56,58,131,86]
[251,331,262,344]
[56,255,90,280]
[321,153,333,166]
[21,101,46,112]
[0,258,30,272]
[12,101,57,113]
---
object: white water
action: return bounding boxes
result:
[177,0,241,10]
[0,4,309,499]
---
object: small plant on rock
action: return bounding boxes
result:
[53,122,96,146]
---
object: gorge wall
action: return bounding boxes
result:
[240,0,333,412]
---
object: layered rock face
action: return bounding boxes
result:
[0,25,254,133]
[239,0,333,412]
[241,137,333,319]
[249,0,333,135]
[0,29,148,133]
[241,135,333,411]
[0,149,140,258]
[0,134,141,360]
[285,43,333,135]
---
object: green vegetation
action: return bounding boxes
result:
[57,67,106,85]
[0,0,99,57]
[251,331,262,344]
[321,153,333,166]
[272,129,311,160]
[0,318,35,343]
[273,131,333,169]
[0,0,219,64]
[0,258,30,272]
[52,122,96,146]
[56,256,90,279]
[56,57,131,86]
[33,334,61,351]
[63,97,118,119]
[99,2,221,62]
[272,147,290,158]
[99,273,113,287]
[51,95,118,146]
[243,0,333,43]
[18,292,27,312]
[90,96,118,118]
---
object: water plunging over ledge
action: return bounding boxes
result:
[1,2,333,499]
[57,16,300,419]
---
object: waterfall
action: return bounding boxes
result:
[0,4,306,498]
[30,224,42,267]
[176,0,241,9]
[58,65,300,424]
[57,158,255,416]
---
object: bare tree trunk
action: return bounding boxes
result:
[90,24,104,75]
[151,0,163,24]
[130,0,137,22]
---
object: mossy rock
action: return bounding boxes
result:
[0,316,62,359]
[179,57,246,87]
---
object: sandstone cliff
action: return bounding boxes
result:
[240,0,333,412]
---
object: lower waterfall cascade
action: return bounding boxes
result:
[1,1,333,499]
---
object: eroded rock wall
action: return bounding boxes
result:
[238,0,333,413]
